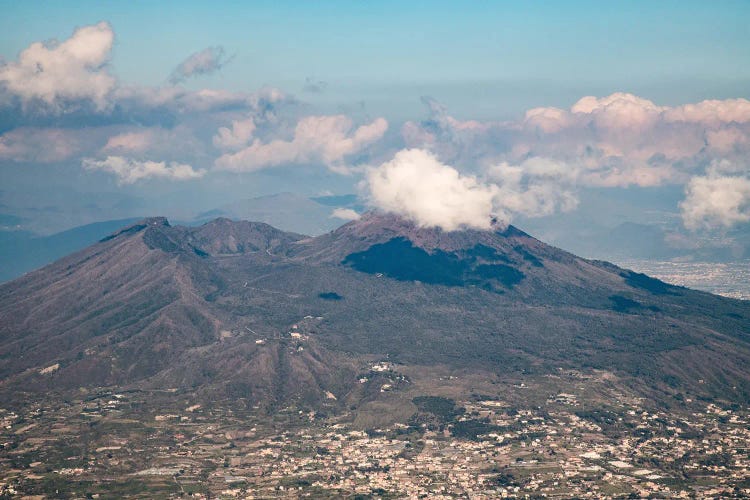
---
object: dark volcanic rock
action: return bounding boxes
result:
[342,237,525,290]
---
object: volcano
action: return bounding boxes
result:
[1,213,749,408]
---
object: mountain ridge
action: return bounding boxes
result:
[1,214,749,411]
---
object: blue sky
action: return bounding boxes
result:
[0,1,749,243]
[2,1,748,118]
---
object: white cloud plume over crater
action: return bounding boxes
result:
[364,149,577,231]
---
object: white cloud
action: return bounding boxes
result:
[524,106,570,133]
[364,149,581,231]
[169,46,230,84]
[486,157,579,220]
[0,22,115,111]
[681,175,750,231]
[212,118,256,151]
[365,149,500,231]
[2,22,749,236]
[570,92,665,129]
[214,115,388,172]
[665,98,750,126]
[330,208,361,221]
[82,156,206,184]
[705,127,749,154]
[528,95,750,186]
[404,93,750,191]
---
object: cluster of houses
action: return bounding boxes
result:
[2,386,749,498]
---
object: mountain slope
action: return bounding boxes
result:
[1,214,749,409]
[0,218,218,389]
[0,217,141,283]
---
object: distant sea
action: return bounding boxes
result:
[618,260,750,301]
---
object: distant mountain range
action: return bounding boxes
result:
[3,192,749,285]
[0,193,364,283]
[194,192,354,236]
[1,214,749,410]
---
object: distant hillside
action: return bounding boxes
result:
[0,218,140,283]
[196,192,346,236]
[0,193,366,283]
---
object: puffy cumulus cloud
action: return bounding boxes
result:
[523,107,570,133]
[486,157,579,220]
[525,94,750,186]
[214,115,388,173]
[4,19,750,237]
[570,92,666,129]
[0,22,115,111]
[0,23,357,187]
[404,93,750,193]
[364,150,582,231]
[82,156,206,184]
[330,208,360,221]
[169,46,231,85]
[0,22,294,182]
[0,23,291,135]
[681,176,750,231]
[365,149,500,231]
[664,99,750,126]
[402,93,750,230]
